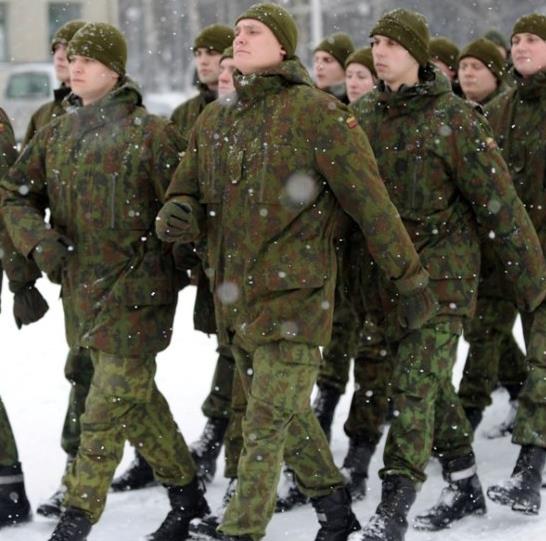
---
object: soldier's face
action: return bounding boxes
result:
[53,44,70,84]
[313,51,345,90]
[233,19,286,74]
[69,55,119,106]
[432,59,455,82]
[371,35,419,91]
[511,32,546,77]
[194,48,222,88]
[345,62,375,103]
[218,57,237,97]
[458,57,498,104]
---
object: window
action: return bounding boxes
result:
[0,3,7,62]
[6,71,52,99]
[48,2,82,44]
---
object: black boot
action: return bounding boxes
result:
[275,467,309,512]
[414,454,486,531]
[190,417,229,484]
[111,450,157,492]
[48,508,92,541]
[0,462,31,528]
[341,439,375,501]
[312,384,342,442]
[310,486,360,541]
[487,444,546,514]
[463,407,483,432]
[356,475,416,541]
[146,477,210,540]
[38,454,74,518]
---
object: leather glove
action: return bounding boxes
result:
[9,281,49,329]
[32,234,74,283]
[397,285,439,331]
[156,201,200,243]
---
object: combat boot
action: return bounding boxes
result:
[353,475,416,541]
[311,486,360,541]
[190,417,229,484]
[0,462,31,528]
[484,399,517,439]
[341,439,375,501]
[111,450,157,492]
[146,477,210,540]
[312,384,342,442]
[190,477,237,538]
[414,454,486,530]
[275,467,309,512]
[37,454,74,518]
[487,444,546,514]
[463,407,483,432]
[47,508,92,541]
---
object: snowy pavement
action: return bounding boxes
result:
[1,280,544,540]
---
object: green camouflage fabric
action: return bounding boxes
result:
[164,57,430,352]
[201,346,235,419]
[220,341,345,540]
[0,79,186,357]
[0,397,18,466]
[170,84,216,141]
[64,350,196,522]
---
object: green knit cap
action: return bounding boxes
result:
[220,46,234,63]
[236,3,298,59]
[459,38,504,82]
[51,20,86,53]
[314,32,355,67]
[483,29,508,51]
[512,13,546,41]
[193,24,234,54]
[345,47,376,77]
[429,37,459,71]
[68,23,127,76]
[371,8,430,66]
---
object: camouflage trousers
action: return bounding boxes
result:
[459,297,527,411]
[513,304,546,449]
[219,341,345,540]
[0,396,18,466]
[381,320,473,484]
[64,349,196,523]
[201,344,235,420]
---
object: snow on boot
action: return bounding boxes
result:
[37,454,74,518]
[111,450,157,492]
[341,439,375,502]
[463,407,483,432]
[484,399,517,439]
[147,477,210,540]
[47,508,92,541]
[275,467,309,512]
[190,417,229,484]
[353,475,416,541]
[0,462,31,528]
[487,445,546,514]
[312,384,342,442]
[311,486,360,541]
[414,454,486,531]
[190,478,237,539]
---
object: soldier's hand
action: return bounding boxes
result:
[156,201,200,243]
[32,234,74,284]
[9,280,49,329]
[397,285,439,330]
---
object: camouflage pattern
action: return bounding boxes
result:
[170,84,216,141]
[64,349,196,522]
[0,397,18,466]
[220,341,345,540]
[201,346,235,419]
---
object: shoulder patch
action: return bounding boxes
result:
[346,116,358,129]
[485,137,497,150]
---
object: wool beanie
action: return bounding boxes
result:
[235,3,298,59]
[512,13,546,41]
[193,24,234,54]
[459,38,504,82]
[68,22,127,76]
[345,47,376,77]
[430,37,459,71]
[314,32,355,67]
[220,46,233,63]
[483,29,509,52]
[371,8,430,66]
[51,20,86,53]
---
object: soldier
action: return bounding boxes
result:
[0,107,49,529]
[351,9,545,541]
[484,12,546,515]
[157,4,438,540]
[429,36,459,83]
[0,23,209,541]
[345,47,377,103]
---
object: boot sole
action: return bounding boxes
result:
[413,507,486,531]
[487,487,539,513]
[36,504,63,518]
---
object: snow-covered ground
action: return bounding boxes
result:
[1,279,545,540]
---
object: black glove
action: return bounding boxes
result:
[10,281,49,329]
[32,234,74,283]
[156,201,200,243]
[397,285,439,331]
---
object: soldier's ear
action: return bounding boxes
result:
[280,46,287,59]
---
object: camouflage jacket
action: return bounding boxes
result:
[164,58,429,350]
[353,66,545,323]
[171,84,217,141]
[0,81,186,355]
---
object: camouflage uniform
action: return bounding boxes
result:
[353,65,545,483]
[163,57,432,539]
[0,81,196,523]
